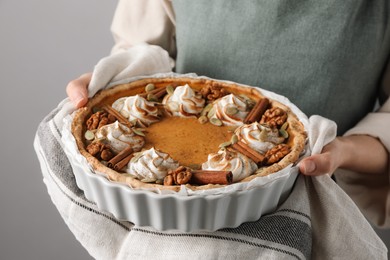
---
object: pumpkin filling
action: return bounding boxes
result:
[144,116,233,166]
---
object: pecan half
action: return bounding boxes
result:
[164,166,192,185]
[86,111,116,130]
[260,107,287,128]
[264,144,291,165]
[86,141,114,161]
[200,84,228,102]
[163,175,174,186]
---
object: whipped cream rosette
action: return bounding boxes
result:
[202,148,258,182]
[127,147,179,182]
[112,95,160,126]
[208,94,249,126]
[234,122,284,154]
[162,84,205,117]
[95,121,145,153]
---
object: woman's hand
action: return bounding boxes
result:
[66,72,92,108]
[299,135,388,176]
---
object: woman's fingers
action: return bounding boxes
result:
[299,135,388,176]
[299,153,335,176]
[66,73,92,108]
[299,138,342,176]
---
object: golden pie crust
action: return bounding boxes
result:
[71,77,307,191]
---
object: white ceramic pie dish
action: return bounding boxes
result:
[62,73,310,232]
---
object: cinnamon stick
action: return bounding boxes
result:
[154,88,168,99]
[236,141,265,164]
[243,98,269,124]
[113,154,133,171]
[102,105,132,128]
[190,170,233,185]
[140,87,167,99]
[107,146,133,169]
[232,141,265,165]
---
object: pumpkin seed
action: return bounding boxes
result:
[219,141,231,149]
[230,134,238,144]
[145,83,155,92]
[198,115,208,124]
[166,85,174,95]
[133,128,146,137]
[210,117,223,126]
[260,129,269,141]
[147,93,158,102]
[279,128,289,139]
[84,130,95,141]
[207,106,216,118]
[246,99,256,109]
[201,103,213,116]
[225,106,238,116]
[281,122,289,130]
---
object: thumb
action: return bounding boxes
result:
[299,153,335,176]
[66,73,91,108]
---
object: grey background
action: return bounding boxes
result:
[0,1,116,259]
[0,1,390,259]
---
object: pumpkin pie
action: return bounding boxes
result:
[71,77,307,192]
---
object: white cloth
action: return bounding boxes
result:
[53,44,173,128]
[89,43,173,96]
[34,45,387,259]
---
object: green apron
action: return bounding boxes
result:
[172,0,390,134]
